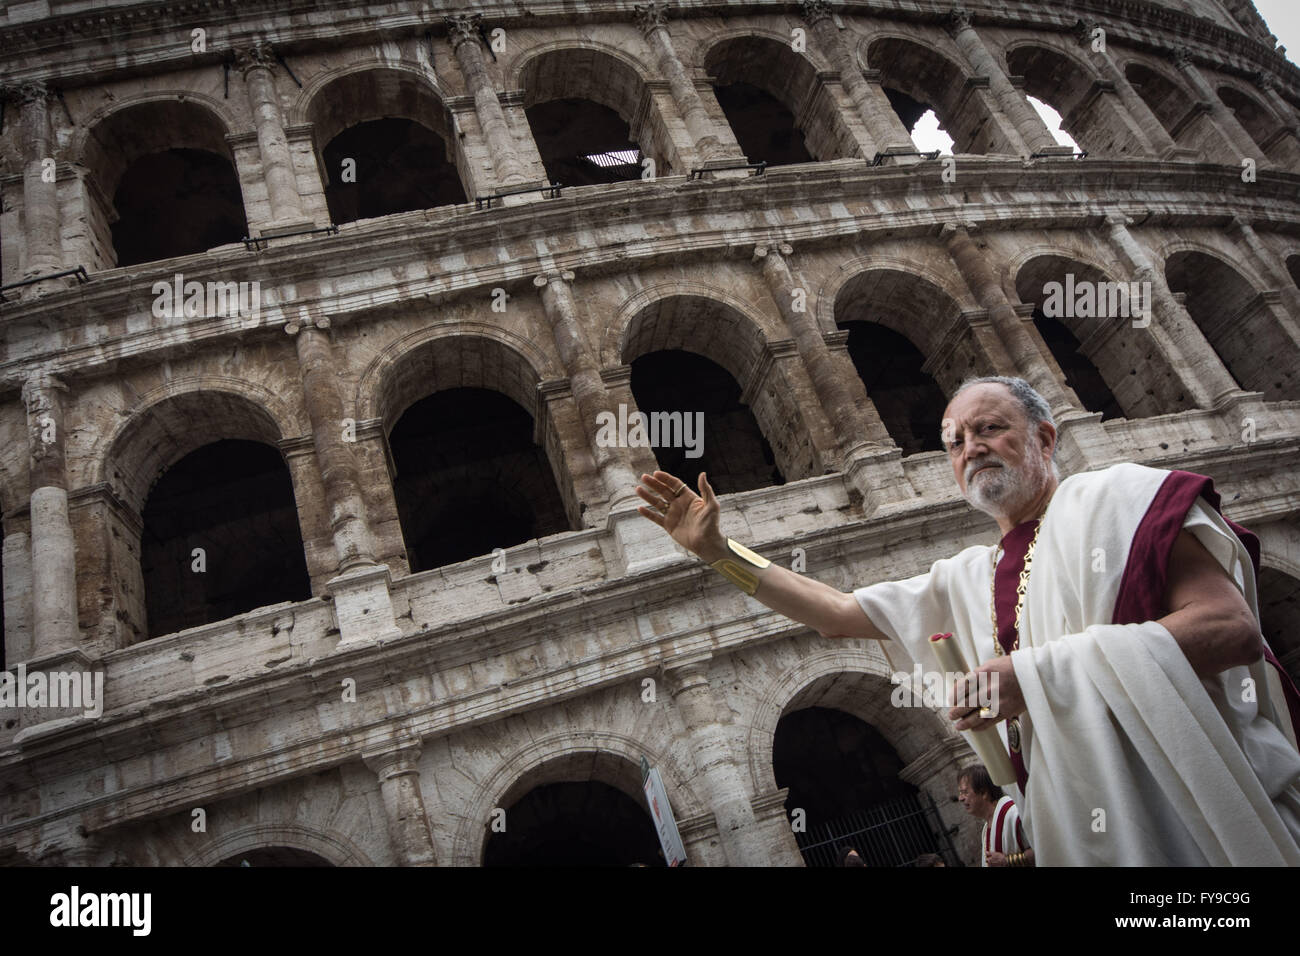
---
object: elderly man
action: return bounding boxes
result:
[635,376,1300,865]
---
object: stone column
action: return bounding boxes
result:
[802,1,913,156]
[22,373,79,658]
[753,243,890,455]
[363,742,438,866]
[445,15,530,190]
[12,82,63,281]
[1227,215,1300,311]
[288,319,376,572]
[3,522,34,665]
[668,661,767,865]
[1173,47,1271,167]
[1075,19,1182,158]
[634,2,725,163]
[1103,212,1244,407]
[534,271,639,507]
[1252,73,1300,166]
[236,42,308,228]
[941,223,1073,415]
[946,7,1058,155]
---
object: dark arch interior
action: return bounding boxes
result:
[483,780,665,866]
[111,148,247,267]
[141,439,311,639]
[1033,312,1123,420]
[322,117,466,223]
[883,87,931,133]
[1288,255,1300,291]
[215,847,334,866]
[1124,63,1192,136]
[775,706,945,866]
[526,97,641,187]
[1217,86,1274,151]
[1259,566,1300,683]
[838,321,947,456]
[389,387,569,573]
[711,82,813,167]
[630,349,783,495]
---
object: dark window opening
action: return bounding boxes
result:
[839,322,947,455]
[630,350,783,495]
[141,439,311,638]
[711,82,813,167]
[1033,312,1123,421]
[483,780,664,866]
[111,148,247,267]
[883,87,931,134]
[525,98,641,187]
[390,387,569,573]
[322,117,466,224]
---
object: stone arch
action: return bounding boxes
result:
[76,97,247,269]
[746,646,959,800]
[1163,245,1297,399]
[702,32,854,163]
[357,325,557,430]
[1217,81,1298,164]
[618,289,818,484]
[183,822,375,867]
[1121,58,1202,150]
[514,43,676,181]
[815,254,972,338]
[1004,40,1142,156]
[299,66,466,221]
[821,261,968,354]
[451,731,707,865]
[1013,250,1165,418]
[865,33,1007,155]
[100,383,295,515]
[605,281,777,369]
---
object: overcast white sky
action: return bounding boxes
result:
[911,1,1299,154]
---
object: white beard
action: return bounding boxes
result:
[964,451,1047,521]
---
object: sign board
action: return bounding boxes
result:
[642,767,687,867]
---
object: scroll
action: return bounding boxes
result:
[929,632,1017,787]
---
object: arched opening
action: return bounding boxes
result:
[321,118,466,222]
[833,269,957,453]
[389,387,569,572]
[1166,250,1298,399]
[215,847,335,866]
[140,439,311,638]
[1259,566,1300,686]
[705,36,847,164]
[630,350,783,494]
[1007,45,1130,156]
[869,37,1004,155]
[775,706,953,866]
[82,102,247,269]
[483,780,664,866]
[520,48,671,183]
[1014,255,1152,416]
[838,324,947,456]
[1124,62,1203,152]
[482,751,668,866]
[1217,85,1280,158]
[306,69,465,224]
[622,294,819,485]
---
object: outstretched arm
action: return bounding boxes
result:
[634,470,887,642]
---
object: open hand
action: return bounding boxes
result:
[635,470,727,562]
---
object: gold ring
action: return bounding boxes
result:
[673,485,685,497]
[979,707,994,719]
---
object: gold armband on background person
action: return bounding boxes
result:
[710,539,771,595]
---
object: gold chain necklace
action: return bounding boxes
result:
[989,517,1044,755]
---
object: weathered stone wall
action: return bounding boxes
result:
[1,0,1299,866]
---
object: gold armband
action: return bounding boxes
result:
[709,539,771,596]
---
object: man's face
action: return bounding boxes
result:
[957,778,985,816]
[942,384,1053,519]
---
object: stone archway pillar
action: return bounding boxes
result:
[1172,47,1273,168]
[236,42,311,230]
[634,3,727,163]
[446,15,532,190]
[7,82,64,286]
[363,741,438,866]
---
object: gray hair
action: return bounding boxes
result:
[947,376,1060,471]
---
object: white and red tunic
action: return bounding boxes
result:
[981,795,1027,867]
[855,462,1300,865]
